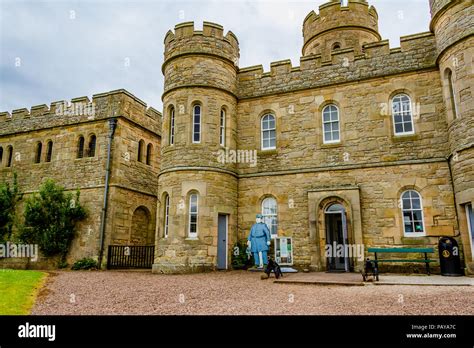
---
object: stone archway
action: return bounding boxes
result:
[308,186,363,272]
[130,206,154,245]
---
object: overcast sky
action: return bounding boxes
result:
[0,0,431,112]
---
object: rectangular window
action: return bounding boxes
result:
[220,109,226,146]
[188,194,198,238]
[170,108,175,145]
[193,105,201,143]
[164,195,170,238]
[392,95,414,136]
[322,105,340,144]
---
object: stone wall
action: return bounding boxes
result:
[0,89,162,266]
[236,69,448,175]
[153,170,238,273]
[238,161,458,270]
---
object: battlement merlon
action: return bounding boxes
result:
[163,21,240,72]
[237,31,437,99]
[0,89,162,137]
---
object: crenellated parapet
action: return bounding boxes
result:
[0,89,161,136]
[162,21,240,99]
[302,0,380,57]
[238,32,437,99]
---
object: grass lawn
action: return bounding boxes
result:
[0,269,46,315]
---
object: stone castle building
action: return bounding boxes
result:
[1,0,473,273]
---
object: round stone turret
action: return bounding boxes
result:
[302,0,380,58]
[154,22,240,274]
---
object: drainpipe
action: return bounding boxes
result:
[97,117,118,269]
[446,153,461,238]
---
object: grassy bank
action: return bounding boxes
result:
[0,269,46,315]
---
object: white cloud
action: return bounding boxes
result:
[0,0,431,112]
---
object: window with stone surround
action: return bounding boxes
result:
[261,114,276,150]
[446,69,459,119]
[77,136,85,158]
[138,139,145,162]
[192,104,201,144]
[163,194,170,238]
[401,190,425,237]
[34,142,42,163]
[188,193,199,238]
[322,104,340,144]
[46,141,53,162]
[87,134,96,157]
[0,146,3,165]
[6,146,13,167]
[220,108,226,147]
[262,196,278,237]
[146,143,153,166]
[332,42,341,51]
[169,106,175,145]
[392,94,414,136]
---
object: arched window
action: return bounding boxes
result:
[163,194,170,238]
[192,104,201,143]
[261,114,276,150]
[87,134,96,157]
[146,143,153,166]
[332,42,341,50]
[6,146,13,167]
[0,146,3,166]
[446,69,459,119]
[220,108,226,147]
[262,197,278,237]
[77,136,85,158]
[392,94,414,135]
[188,193,199,238]
[322,104,340,143]
[138,140,145,162]
[401,190,425,236]
[169,106,175,145]
[34,142,42,163]
[46,141,53,162]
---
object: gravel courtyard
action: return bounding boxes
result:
[32,270,474,315]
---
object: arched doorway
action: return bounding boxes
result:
[325,203,350,272]
[130,206,153,245]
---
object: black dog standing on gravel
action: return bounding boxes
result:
[261,258,283,279]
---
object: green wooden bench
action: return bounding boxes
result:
[367,247,435,280]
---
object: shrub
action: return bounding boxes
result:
[71,258,97,270]
[0,173,21,243]
[19,180,86,261]
[231,240,252,270]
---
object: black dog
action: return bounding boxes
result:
[360,258,378,282]
[262,258,283,279]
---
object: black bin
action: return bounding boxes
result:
[438,237,463,276]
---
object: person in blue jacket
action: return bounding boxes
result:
[247,214,271,268]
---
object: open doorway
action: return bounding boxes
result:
[325,203,350,272]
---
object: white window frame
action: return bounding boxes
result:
[169,107,175,145]
[392,94,415,136]
[164,194,170,238]
[188,193,199,238]
[261,114,276,150]
[262,197,278,238]
[220,108,226,147]
[401,190,425,237]
[192,104,201,144]
[322,104,340,144]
